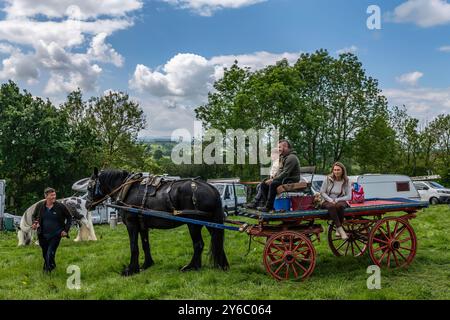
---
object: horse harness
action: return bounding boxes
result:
[115,173,203,215]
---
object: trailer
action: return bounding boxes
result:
[109,197,428,281]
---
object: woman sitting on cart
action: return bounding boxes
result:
[320,162,352,240]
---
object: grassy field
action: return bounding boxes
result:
[0,205,449,300]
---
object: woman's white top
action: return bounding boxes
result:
[320,177,352,202]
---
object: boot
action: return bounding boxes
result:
[245,202,257,209]
[337,226,348,240]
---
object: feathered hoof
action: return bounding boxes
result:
[215,263,230,271]
[140,261,155,270]
[180,264,200,272]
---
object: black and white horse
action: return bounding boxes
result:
[18,197,97,246]
[86,168,229,276]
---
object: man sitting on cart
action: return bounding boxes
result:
[256,139,301,212]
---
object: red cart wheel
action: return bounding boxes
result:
[328,222,371,257]
[263,231,316,281]
[368,217,417,268]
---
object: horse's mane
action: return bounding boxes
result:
[99,169,130,187]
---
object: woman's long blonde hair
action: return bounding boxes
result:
[329,162,349,185]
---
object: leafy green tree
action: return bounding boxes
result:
[87,91,146,167]
[429,114,450,183]
[195,50,389,175]
[60,89,103,180]
[353,114,398,173]
[0,81,71,213]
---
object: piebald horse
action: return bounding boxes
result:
[18,197,97,246]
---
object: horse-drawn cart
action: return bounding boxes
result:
[109,197,428,281]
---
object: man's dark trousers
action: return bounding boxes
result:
[38,234,61,272]
[260,180,283,210]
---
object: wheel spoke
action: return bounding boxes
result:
[393,220,400,237]
[268,251,283,258]
[294,248,310,257]
[392,250,400,267]
[399,237,412,243]
[396,249,408,261]
[285,263,290,279]
[292,241,306,252]
[399,246,413,252]
[379,226,390,241]
[336,239,349,251]
[274,261,286,275]
[344,240,351,256]
[294,259,308,273]
[291,263,299,279]
[396,225,407,238]
[377,248,388,265]
[350,241,355,256]
[272,243,285,253]
[353,239,364,255]
[373,244,388,253]
[386,221,391,238]
[373,237,389,245]
[269,257,285,266]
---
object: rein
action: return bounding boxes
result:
[88,178,143,209]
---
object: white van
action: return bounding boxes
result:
[301,174,421,201]
[208,179,247,212]
[412,181,450,205]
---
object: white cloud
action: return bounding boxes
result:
[130,53,215,102]
[163,0,266,16]
[130,51,301,106]
[0,42,16,54]
[384,87,450,120]
[0,49,39,84]
[138,98,198,137]
[396,71,424,86]
[438,45,450,52]
[87,33,124,67]
[0,0,141,95]
[389,0,450,27]
[336,45,358,55]
[210,51,300,71]
[4,0,143,19]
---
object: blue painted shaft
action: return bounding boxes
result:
[107,204,241,232]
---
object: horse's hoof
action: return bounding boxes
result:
[180,264,200,272]
[121,267,139,277]
[140,261,154,270]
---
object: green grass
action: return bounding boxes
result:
[0,205,449,300]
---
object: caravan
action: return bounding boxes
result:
[301,174,421,200]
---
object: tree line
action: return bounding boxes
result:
[1,50,449,213]
[0,81,158,214]
[195,50,449,183]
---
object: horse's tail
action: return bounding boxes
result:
[208,196,229,270]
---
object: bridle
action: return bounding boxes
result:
[87,176,142,210]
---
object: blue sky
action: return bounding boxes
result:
[0,0,449,136]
